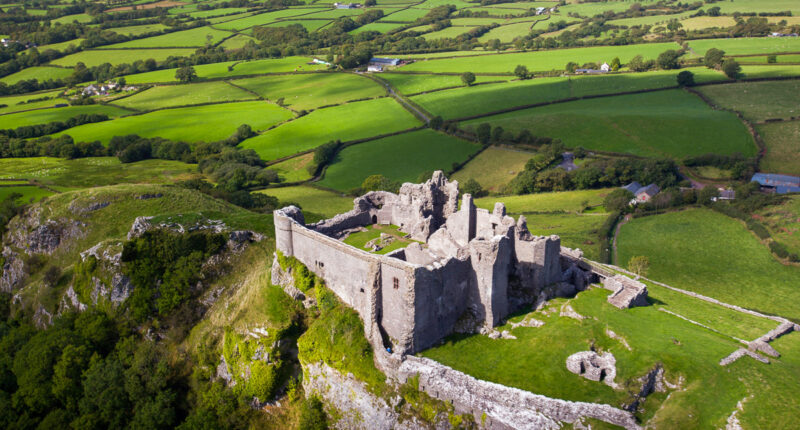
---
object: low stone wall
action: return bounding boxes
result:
[397,356,640,430]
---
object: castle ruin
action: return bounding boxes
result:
[271,172,620,356]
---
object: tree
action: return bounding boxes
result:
[475,123,491,144]
[707,6,721,16]
[699,185,720,204]
[491,126,504,143]
[429,116,443,130]
[175,66,197,83]
[364,0,376,5]
[628,55,654,72]
[42,265,61,287]
[767,55,777,64]
[656,50,681,70]
[603,189,634,212]
[610,57,621,71]
[461,71,476,86]
[462,179,487,197]
[298,396,328,430]
[722,59,741,78]
[704,48,725,69]
[514,64,530,79]
[676,70,695,87]
[565,61,578,73]
[628,256,649,277]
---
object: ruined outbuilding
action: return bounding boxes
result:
[272,172,635,356]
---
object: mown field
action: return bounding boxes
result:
[122,56,323,84]
[233,73,385,110]
[50,48,197,67]
[0,104,130,129]
[463,90,756,158]
[756,121,800,176]
[379,73,511,95]
[687,37,800,57]
[257,185,353,217]
[105,25,233,48]
[411,68,725,119]
[112,81,256,111]
[697,80,800,122]
[756,195,800,255]
[422,283,800,428]
[61,101,293,144]
[317,129,481,191]
[616,208,800,321]
[239,97,421,160]
[451,146,531,193]
[0,66,73,84]
[399,42,680,73]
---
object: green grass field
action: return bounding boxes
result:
[740,64,800,79]
[0,185,54,204]
[0,157,199,188]
[379,73,511,95]
[268,152,314,182]
[61,101,293,144]
[756,196,800,256]
[233,73,385,110]
[617,208,800,320]
[343,224,418,254]
[50,48,197,67]
[350,21,408,34]
[256,185,353,217]
[0,104,129,129]
[0,66,74,84]
[687,37,800,57]
[219,34,257,50]
[680,16,737,31]
[112,81,256,111]
[188,7,248,18]
[451,146,531,193]
[463,90,756,158]
[737,54,800,64]
[697,80,800,122]
[422,26,477,40]
[106,26,232,48]
[30,38,85,53]
[317,129,480,191]
[109,23,169,36]
[756,121,800,176]
[240,97,421,160]
[50,13,93,24]
[264,19,333,32]
[525,212,608,259]
[698,0,800,15]
[400,42,679,73]
[477,21,542,43]
[122,56,323,84]
[0,90,64,114]
[411,68,725,119]
[214,8,324,30]
[476,188,612,214]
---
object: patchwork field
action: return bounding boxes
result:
[0,104,130,129]
[219,34,257,50]
[477,21,542,43]
[317,129,481,191]
[451,146,531,193]
[463,90,756,158]
[105,26,233,48]
[0,66,73,85]
[50,48,197,67]
[109,23,169,36]
[616,208,800,320]
[687,37,800,57]
[756,121,800,176]
[400,42,679,73]
[697,80,800,122]
[123,56,323,84]
[379,73,511,95]
[60,101,293,144]
[239,97,421,160]
[476,188,612,214]
[739,64,800,79]
[756,196,800,255]
[233,73,385,110]
[0,90,65,114]
[112,81,256,111]
[214,9,325,30]
[256,185,353,217]
[268,152,314,182]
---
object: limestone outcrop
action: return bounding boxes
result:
[565,351,618,387]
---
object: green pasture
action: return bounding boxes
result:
[61,101,293,144]
[422,26,477,40]
[617,208,800,321]
[699,0,800,15]
[737,54,800,64]
[318,129,480,191]
[268,152,314,183]
[0,66,72,84]
[379,7,429,22]
[239,97,421,160]
[264,19,332,31]
[477,21,542,43]
[108,23,169,36]
[415,0,474,9]
[0,104,128,129]
[233,73,385,111]
[50,13,92,24]
[112,81,256,111]
[301,8,368,18]
[257,185,353,217]
[350,22,407,34]
[207,12,253,24]
[0,185,53,204]
[608,11,694,28]
[0,157,199,188]
[680,16,736,31]
[380,73,511,95]
[31,38,85,53]
[697,80,800,122]
[460,6,531,16]
[423,282,800,427]
[739,64,800,79]
[400,42,682,73]
[0,90,64,114]
[757,196,800,255]
[122,56,323,84]
[506,212,608,259]
[50,48,196,67]
[477,188,612,214]
[556,0,654,17]
[188,7,248,18]
[451,146,531,193]
[412,68,725,119]
[687,37,800,57]
[391,50,499,59]
[106,26,232,48]
[756,121,800,176]
[214,8,324,30]
[463,89,755,158]
[219,34,257,50]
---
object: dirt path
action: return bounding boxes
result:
[611,214,632,265]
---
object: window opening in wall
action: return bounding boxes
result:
[360,288,364,293]
[393,277,399,289]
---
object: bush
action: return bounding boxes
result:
[746,219,771,240]
[677,70,695,87]
[604,189,634,212]
[42,265,62,288]
[461,178,487,198]
[298,396,328,430]
[769,241,789,259]
[722,59,741,79]
[461,72,475,86]
[704,48,725,68]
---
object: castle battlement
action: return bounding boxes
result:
[272,172,595,355]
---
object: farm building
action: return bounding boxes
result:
[600,62,611,72]
[751,173,800,194]
[622,182,642,194]
[333,2,360,8]
[622,182,660,204]
[367,65,383,72]
[370,57,401,66]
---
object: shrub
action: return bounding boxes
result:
[42,265,62,288]
[628,256,650,276]
[746,219,771,239]
[769,241,790,259]
[704,48,725,68]
[460,72,475,86]
[677,70,695,87]
[298,396,328,430]
[461,178,487,198]
[604,189,634,212]
[722,59,741,79]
